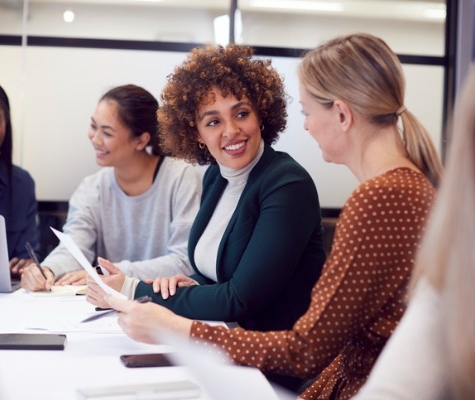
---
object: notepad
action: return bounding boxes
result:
[28,285,87,297]
[0,333,67,350]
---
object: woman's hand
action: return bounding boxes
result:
[54,270,87,286]
[105,294,193,344]
[9,257,32,277]
[85,257,125,307]
[20,263,55,291]
[152,274,198,299]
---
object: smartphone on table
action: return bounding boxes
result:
[120,352,174,368]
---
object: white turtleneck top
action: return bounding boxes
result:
[194,140,264,281]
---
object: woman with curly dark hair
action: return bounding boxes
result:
[87,45,326,374]
[157,44,287,166]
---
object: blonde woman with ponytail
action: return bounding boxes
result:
[354,63,475,400]
[101,33,443,399]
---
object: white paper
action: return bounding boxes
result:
[25,311,124,333]
[51,228,126,299]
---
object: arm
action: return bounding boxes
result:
[353,282,450,400]
[135,160,323,322]
[41,177,99,278]
[191,175,436,378]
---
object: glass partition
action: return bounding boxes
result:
[0,0,449,208]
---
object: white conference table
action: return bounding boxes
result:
[0,289,287,400]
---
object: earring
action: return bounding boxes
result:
[198,142,205,149]
[260,124,265,131]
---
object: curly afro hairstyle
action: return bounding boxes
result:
[158,44,288,165]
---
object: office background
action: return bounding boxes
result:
[0,0,473,209]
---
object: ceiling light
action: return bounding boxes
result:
[63,10,75,23]
[250,0,344,12]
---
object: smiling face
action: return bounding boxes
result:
[87,99,142,168]
[195,90,262,170]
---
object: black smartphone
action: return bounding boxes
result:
[120,353,175,368]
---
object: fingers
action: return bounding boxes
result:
[55,271,87,286]
[85,278,108,307]
[10,258,31,277]
[44,269,55,290]
[152,277,174,299]
[20,264,53,292]
[152,275,197,299]
[97,257,120,275]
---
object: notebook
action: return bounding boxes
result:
[0,215,22,293]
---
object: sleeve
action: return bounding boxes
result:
[134,164,322,322]
[190,182,430,379]
[116,164,201,279]
[12,172,40,259]
[353,281,450,400]
[41,178,99,278]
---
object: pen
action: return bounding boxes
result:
[81,295,152,323]
[25,242,48,280]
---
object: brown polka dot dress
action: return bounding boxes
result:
[191,168,436,400]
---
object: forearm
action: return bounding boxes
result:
[116,254,193,281]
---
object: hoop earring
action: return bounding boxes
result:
[198,142,205,150]
[260,124,265,131]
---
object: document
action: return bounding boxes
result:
[51,228,126,299]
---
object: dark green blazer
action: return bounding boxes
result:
[135,145,326,331]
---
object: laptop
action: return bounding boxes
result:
[0,215,22,293]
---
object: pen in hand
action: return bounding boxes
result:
[25,242,48,280]
[81,295,152,323]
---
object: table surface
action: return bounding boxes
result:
[0,289,286,400]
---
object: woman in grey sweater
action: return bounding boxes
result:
[21,84,201,291]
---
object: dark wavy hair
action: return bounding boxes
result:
[100,84,163,156]
[158,44,288,165]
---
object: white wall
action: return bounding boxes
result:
[0,5,445,207]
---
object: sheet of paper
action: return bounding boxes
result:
[25,311,123,334]
[51,228,126,299]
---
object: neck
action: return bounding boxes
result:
[115,152,159,196]
[347,125,417,183]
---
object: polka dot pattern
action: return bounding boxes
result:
[191,168,436,400]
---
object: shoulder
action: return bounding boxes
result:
[161,157,201,179]
[350,168,434,207]
[340,168,435,226]
[253,146,315,186]
[73,168,112,196]
[81,168,111,184]
[11,165,35,189]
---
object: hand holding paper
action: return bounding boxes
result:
[50,228,126,299]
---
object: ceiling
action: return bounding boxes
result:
[0,0,447,21]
